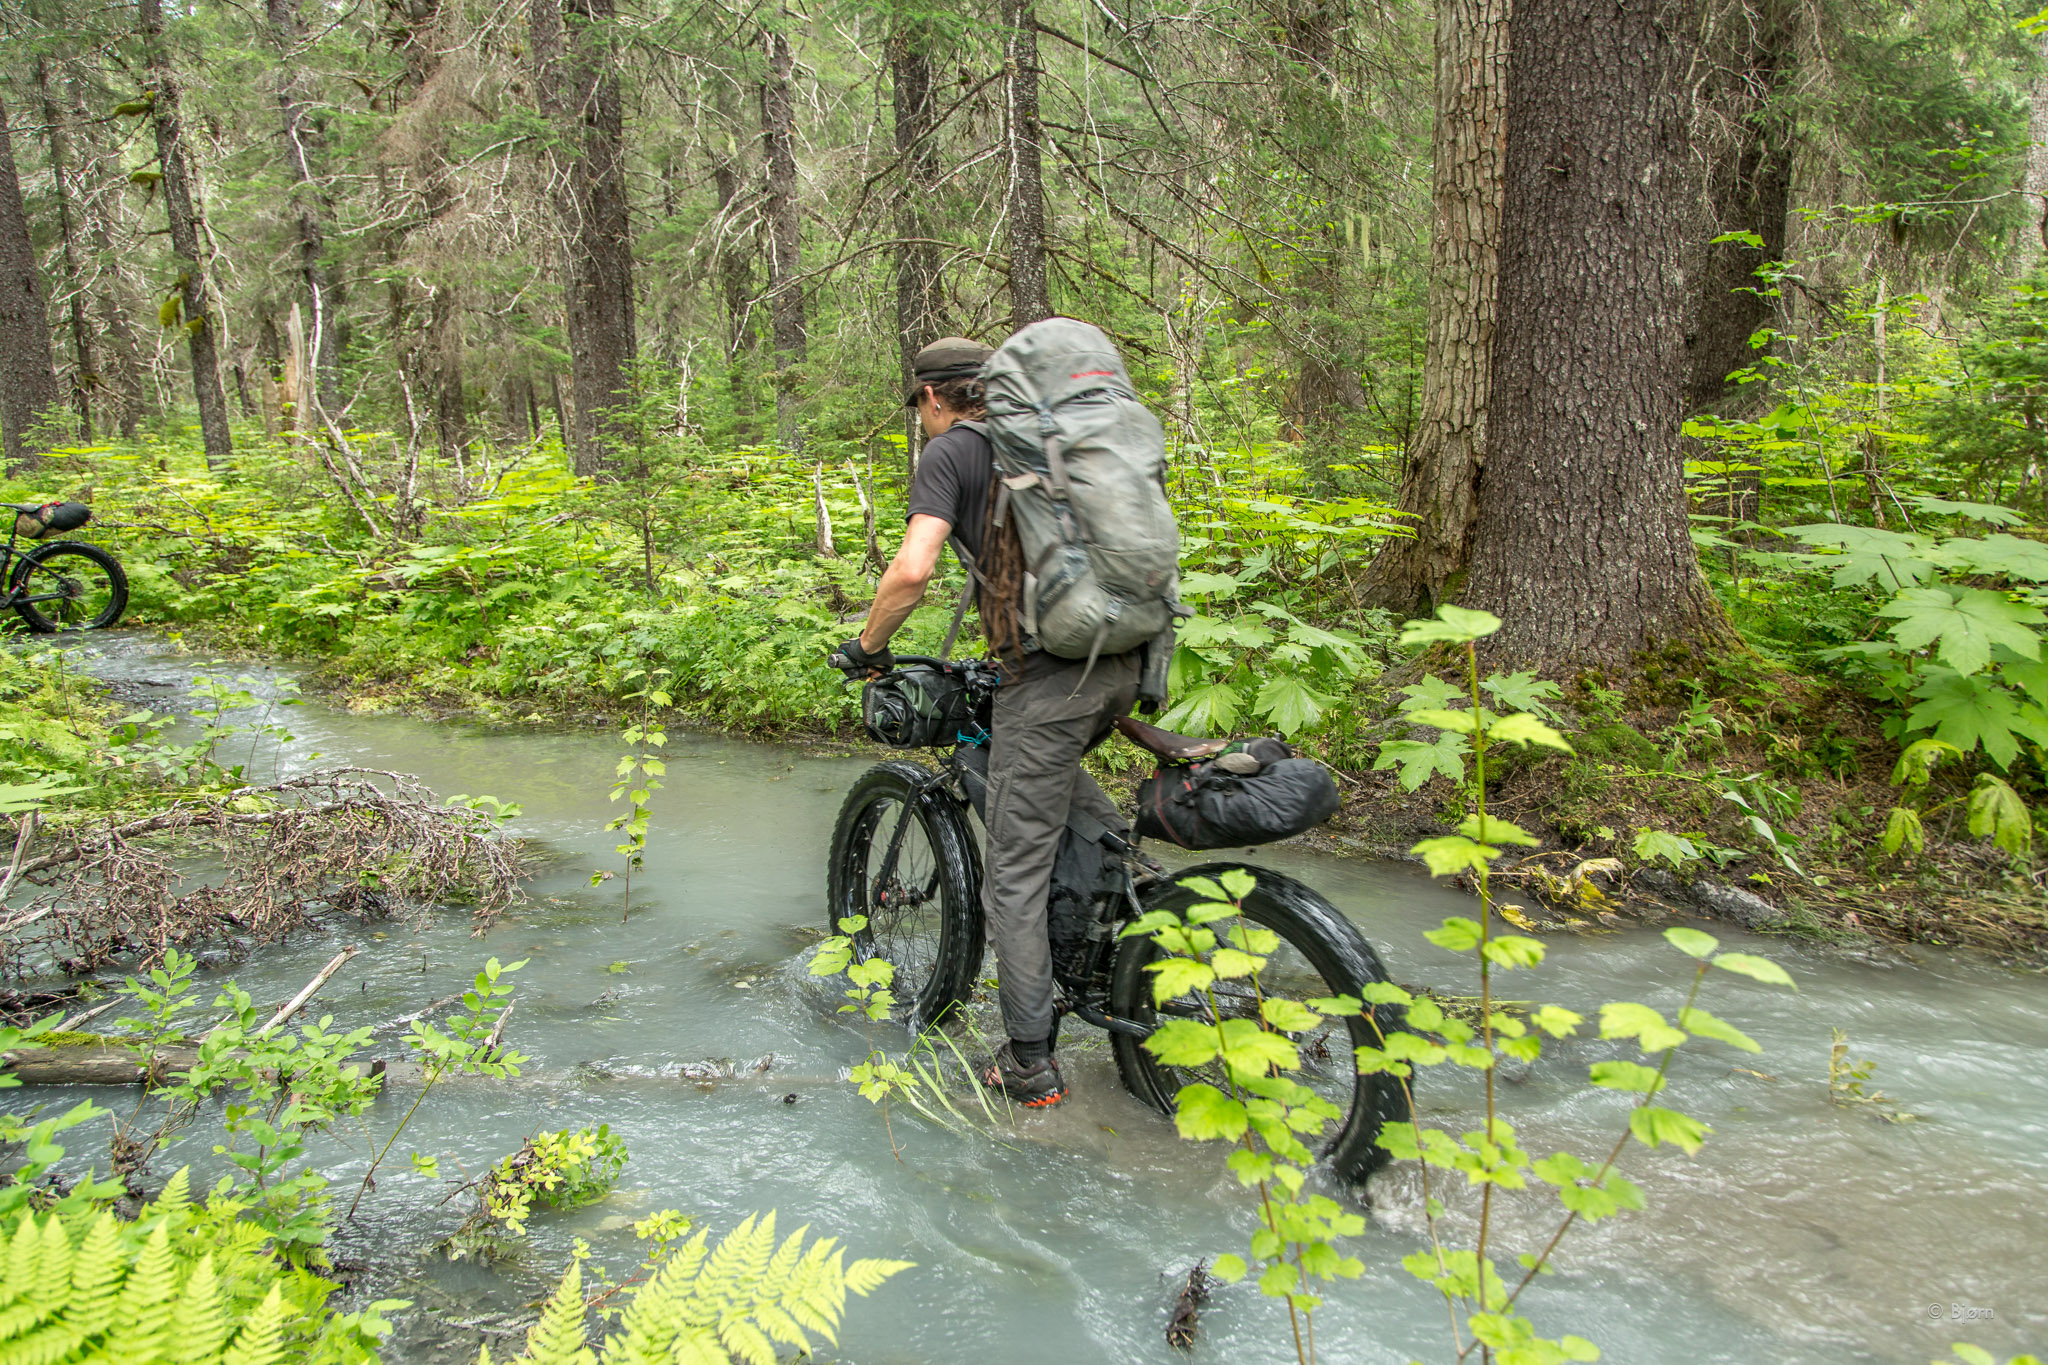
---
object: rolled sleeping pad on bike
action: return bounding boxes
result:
[1133,736,1341,849]
[13,502,91,539]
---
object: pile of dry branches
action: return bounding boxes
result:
[0,767,521,976]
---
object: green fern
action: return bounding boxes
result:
[493,1212,911,1365]
[0,1167,395,1365]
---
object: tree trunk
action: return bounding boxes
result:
[265,0,344,417]
[2023,31,2048,270]
[708,80,756,438]
[761,18,807,454]
[0,92,62,473]
[1463,0,1733,673]
[1002,0,1051,330]
[892,22,945,465]
[1685,0,1794,419]
[69,77,145,439]
[34,59,95,440]
[139,0,233,470]
[534,0,637,476]
[429,284,468,454]
[1356,0,1507,617]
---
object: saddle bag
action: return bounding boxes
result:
[13,502,91,540]
[1134,737,1340,850]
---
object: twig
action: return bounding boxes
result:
[254,945,358,1038]
[374,991,461,1035]
[56,997,119,1033]
[483,999,513,1054]
[0,813,36,902]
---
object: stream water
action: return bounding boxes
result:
[6,633,2044,1364]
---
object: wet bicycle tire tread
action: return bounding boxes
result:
[826,761,984,1028]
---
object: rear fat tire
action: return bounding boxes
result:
[826,761,984,1029]
[10,540,128,632]
[1109,862,1412,1182]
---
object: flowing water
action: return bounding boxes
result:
[7,634,2044,1363]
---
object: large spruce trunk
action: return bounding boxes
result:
[140,0,234,470]
[265,0,344,417]
[1463,0,1732,673]
[761,19,807,454]
[0,91,63,472]
[1357,0,1507,616]
[1002,0,1050,329]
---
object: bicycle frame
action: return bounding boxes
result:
[869,654,1160,1042]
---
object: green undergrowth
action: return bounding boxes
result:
[8,409,2048,955]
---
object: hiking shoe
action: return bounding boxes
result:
[981,1043,1068,1109]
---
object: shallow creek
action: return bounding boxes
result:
[6,634,2044,1363]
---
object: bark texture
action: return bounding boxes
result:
[2024,31,2048,269]
[0,92,62,472]
[1003,0,1051,330]
[708,80,756,436]
[70,74,145,440]
[266,0,344,416]
[34,60,94,439]
[1357,0,1507,616]
[892,22,945,464]
[535,0,638,474]
[1464,0,1732,672]
[140,0,234,470]
[761,19,807,453]
[1686,0,1794,419]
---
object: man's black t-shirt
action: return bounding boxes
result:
[904,422,993,568]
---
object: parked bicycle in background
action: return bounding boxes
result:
[2,500,129,632]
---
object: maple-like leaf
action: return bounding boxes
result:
[1877,586,2044,676]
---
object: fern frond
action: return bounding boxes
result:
[3,1217,40,1312]
[62,1214,124,1339]
[102,1223,175,1362]
[843,1256,914,1297]
[168,1252,231,1363]
[0,1320,87,1365]
[219,1284,290,1365]
[717,1318,778,1365]
[147,1168,194,1225]
[666,1326,726,1365]
[31,1216,72,1327]
[517,1260,595,1365]
[607,1226,711,1361]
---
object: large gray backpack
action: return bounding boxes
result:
[972,318,1182,663]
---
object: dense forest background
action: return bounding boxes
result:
[7,0,2048,945]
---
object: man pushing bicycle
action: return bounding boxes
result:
[831,325,1182,1109]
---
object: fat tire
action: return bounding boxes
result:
[826,761,984,1029]
[10,540,128,633]
[1109,862,1411,1182]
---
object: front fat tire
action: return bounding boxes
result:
[10,540,129,632]
[825,760,984,1029]
[1110,862,1412,1183]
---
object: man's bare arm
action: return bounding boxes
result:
[859,513,953,653]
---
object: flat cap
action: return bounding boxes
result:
[905,336,994,406]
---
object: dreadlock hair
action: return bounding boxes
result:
[979,471,1027,659]
[928,375,987,419]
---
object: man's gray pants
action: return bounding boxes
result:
[981,652,1140,1047]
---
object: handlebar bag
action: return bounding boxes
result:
[14,502,91,539]
[1134,739,1340,850]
